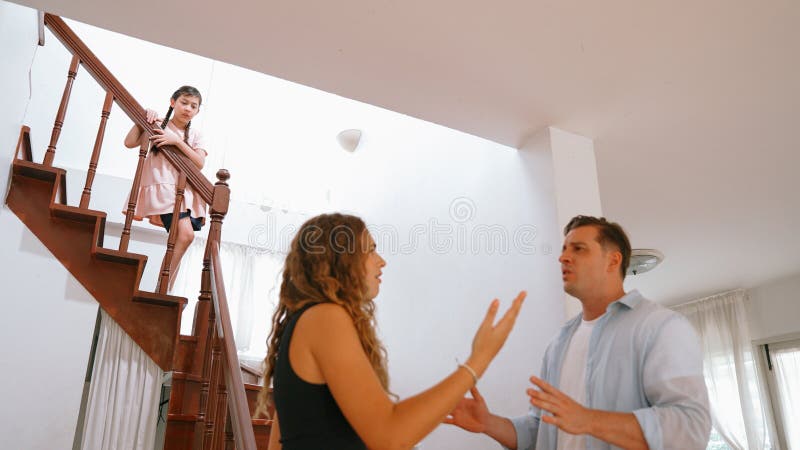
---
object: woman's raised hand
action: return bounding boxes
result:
[468,291,526,374]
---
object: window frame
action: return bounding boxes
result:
[754,332,800,450]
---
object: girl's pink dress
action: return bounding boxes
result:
[127,121,208,228]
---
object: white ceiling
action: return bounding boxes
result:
[15,0,800,305]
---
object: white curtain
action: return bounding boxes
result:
[80,310,162,450]
[771,344,800,449]
[674,289,775,450]
[171,236,284,366]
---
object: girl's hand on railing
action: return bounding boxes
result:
[145,108,161,125]
[150,128,180,148]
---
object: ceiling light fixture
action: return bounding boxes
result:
[337,129,362,152]
[627,249,664,276]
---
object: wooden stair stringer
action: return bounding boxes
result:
[6,159,184,370]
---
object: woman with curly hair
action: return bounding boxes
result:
[257,213,525,450]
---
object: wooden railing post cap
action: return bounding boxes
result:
[211,169,231,216]
[216,169,230,186]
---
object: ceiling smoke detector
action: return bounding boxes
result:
[627,249,664,276]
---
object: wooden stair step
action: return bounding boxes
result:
[94,247,147,265]
[12,160,67,204]
[133,290,187,308]
[173,336,198,373]
[167,413,199,422]
[251,418,273,450]
[12,159,63,182]
[169,371,204,415]
[51,203,106,223]
[172,371,204,383]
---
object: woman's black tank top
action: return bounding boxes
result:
[273,303,366,450]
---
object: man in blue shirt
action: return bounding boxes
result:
[446,216,711,449]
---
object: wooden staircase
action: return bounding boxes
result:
[8,154,184,370]
[6,13,269,449]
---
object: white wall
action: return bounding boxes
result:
[0,1,38,195]
[1,7,97,449]
[2,3,575,448]
[0,206,99,449]
[746,272,800,342]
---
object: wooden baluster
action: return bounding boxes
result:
[157,174,187,293]
[224,405,235,450]
[44,55,79,166]
[192,241,215,450]
[120,140,149,252]
[192,262,213,377]
[194,235,215,421]
[204,333,223,449]
[214,367,230,449]
[79,92,114,209]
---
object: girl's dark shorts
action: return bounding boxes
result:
[160,210,203,232]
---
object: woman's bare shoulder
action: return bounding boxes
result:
[301,302,353,327]
[295,302,359,355]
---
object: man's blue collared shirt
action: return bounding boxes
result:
[508,290,711,450]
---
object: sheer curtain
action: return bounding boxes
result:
[674,289,775,450]
[170,236,284,366]
[771,343,800,449]
[80,310,162,450]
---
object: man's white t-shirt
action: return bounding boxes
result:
[556,315,600,450]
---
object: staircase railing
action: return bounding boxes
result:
[39,13,256,450]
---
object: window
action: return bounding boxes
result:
[762,338,800,450]
[703,352,773,450]
[707,428,733,450]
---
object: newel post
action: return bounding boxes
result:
[194,169,231,443]
[209,169,230,244]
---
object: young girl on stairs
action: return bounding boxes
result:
[123,85,208,292]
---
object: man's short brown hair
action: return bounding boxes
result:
[564,215,632,279]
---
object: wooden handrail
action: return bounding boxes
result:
[43,13,214,204]
[210,241,257,450]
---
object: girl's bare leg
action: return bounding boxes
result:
[168,217,195,292]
